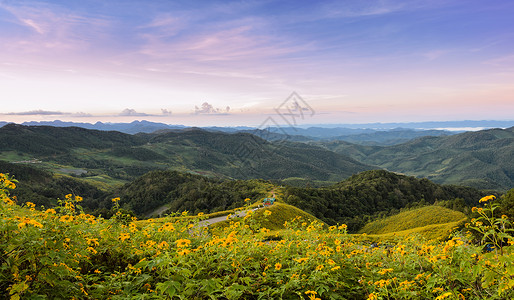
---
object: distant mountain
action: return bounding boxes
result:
[13,120,186,134]
[0,124,372,183]
[328,128,454,145]
[298,120,514,130]
[253,127,454,145]
[318,127,514,190]
[0,123,145,155]
[4,119,510,145]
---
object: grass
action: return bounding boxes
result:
[209,202,322,232]
[359,205,466,235]
[360,218,467,242]
[358,205,467,241]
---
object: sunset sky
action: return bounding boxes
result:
[1,0,513,126]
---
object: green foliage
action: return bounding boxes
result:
[497,188,514,219]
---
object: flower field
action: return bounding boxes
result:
[1,173,514,299]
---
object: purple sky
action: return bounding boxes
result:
[1,0,513,126]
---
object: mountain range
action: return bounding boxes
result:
[1,122,513,190]
[0,124,371,184]
[316,127,514,190]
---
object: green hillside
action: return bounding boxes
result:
[0,160,109,209]
[283,170,485,231]
[359,205,466,235]
[0,125,372,184]
[316,127,514,190]
[116,170,275,216]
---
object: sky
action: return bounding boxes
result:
[0,0,513,127]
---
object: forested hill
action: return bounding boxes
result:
[0,123,145,155]
[316,127,514,190]
[114,169,485,232]
[0,124,372,182]
[115,170,272,217]
[283,170,486,231]
[145,128,372,180]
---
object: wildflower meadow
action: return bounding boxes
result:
[1,173,514,299]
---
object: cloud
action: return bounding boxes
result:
[161,109,172,115]
[0,1,112,54]
[21,18,45,34]
[71,112,93,117]
[484,54,514,66]
[6,110,65,116]
[119,108,149,116]
[194,102,230,114]
[423,49,451,60]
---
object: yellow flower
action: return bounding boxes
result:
[435,292,453,300]
[119,233,130,242]
[86,238,99,247]
[65,194,72,199]
[112,197,120,203]
[305,291,317,295]
[368,293,378,300]
[330,266,341,271]
[75,195,83,202]
[244,198,251,202]
[315,265,324,271]
[479,195,495,203]
[275,263,282,270]
[378,268,393,275]
[295,257,308,263]
[45,208,56,214]
[60,215,74,223]
[264,210,272,216]
[177,248,190,256]
[175,239,191,248]
[161,222,175,232]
